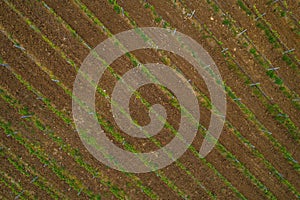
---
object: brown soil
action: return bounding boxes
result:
[119,0,300,195]
[217,0,300,94]
[1,0,299,199]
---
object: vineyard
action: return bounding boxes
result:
[0,0,300,199]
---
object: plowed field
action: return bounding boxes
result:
[1,0,299,199]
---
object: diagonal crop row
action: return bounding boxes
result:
[0,28,194,198]
[1,1,197,195]
[201,0,300,141]
[268,0,300,31]
[179,0,300,175]
[56,0,299,198]
[180,0,300,119]
[0,6,180,195]
[209,0,300,109]
[72,0,298,198]
[252,4,300,69]
[52,0,269,198]
[6,0,237,198]
[207,0,300,141]
[143,0,300,171]
[0,53,197,199]
[169,0,300,191]
[0,56,153,199]
[3,0,298,198]
[268,0,300,35]
[0,171,32,200]
[0,78,135,199]
[5,0,248,198]
[123,0,300,195]
[239,0,300,68]
[0,143,65,199]
[210,0,300,100]
[0,1,290,200]
[4,0,298,198]
[143,0,300,141]
[170,0,300,155]
[0,40,132,199]
[1,0,298,199]
[0,118,102,199]
[36,1,298,198]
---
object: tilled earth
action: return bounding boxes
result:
[0,0,299,199]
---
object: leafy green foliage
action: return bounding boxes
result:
[237,0,251,15]
[222,19,231,26]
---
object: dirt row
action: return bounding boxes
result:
[0,181,15,200]
[0,130,69,199]
[0,96,74,199]
[0,72,115,199]
[86,0,300,160]
[284,0,300,21]
[1,0,298,198]
[0,152,51,200]
[0,4,213,199]
[0,34,258,199]
[9,0,300,195]
[120,0,300,186]
[0,36,151,200]
[1,0,239,198]
[216,0,300,94]
[164,0,300,130]
[0,169,36,200]
[0,17,237,198]
[118,0,300,155]
[1,0,223,198]
[84,0,300,197]
[0,1,264,200]
[246,0,300,56]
